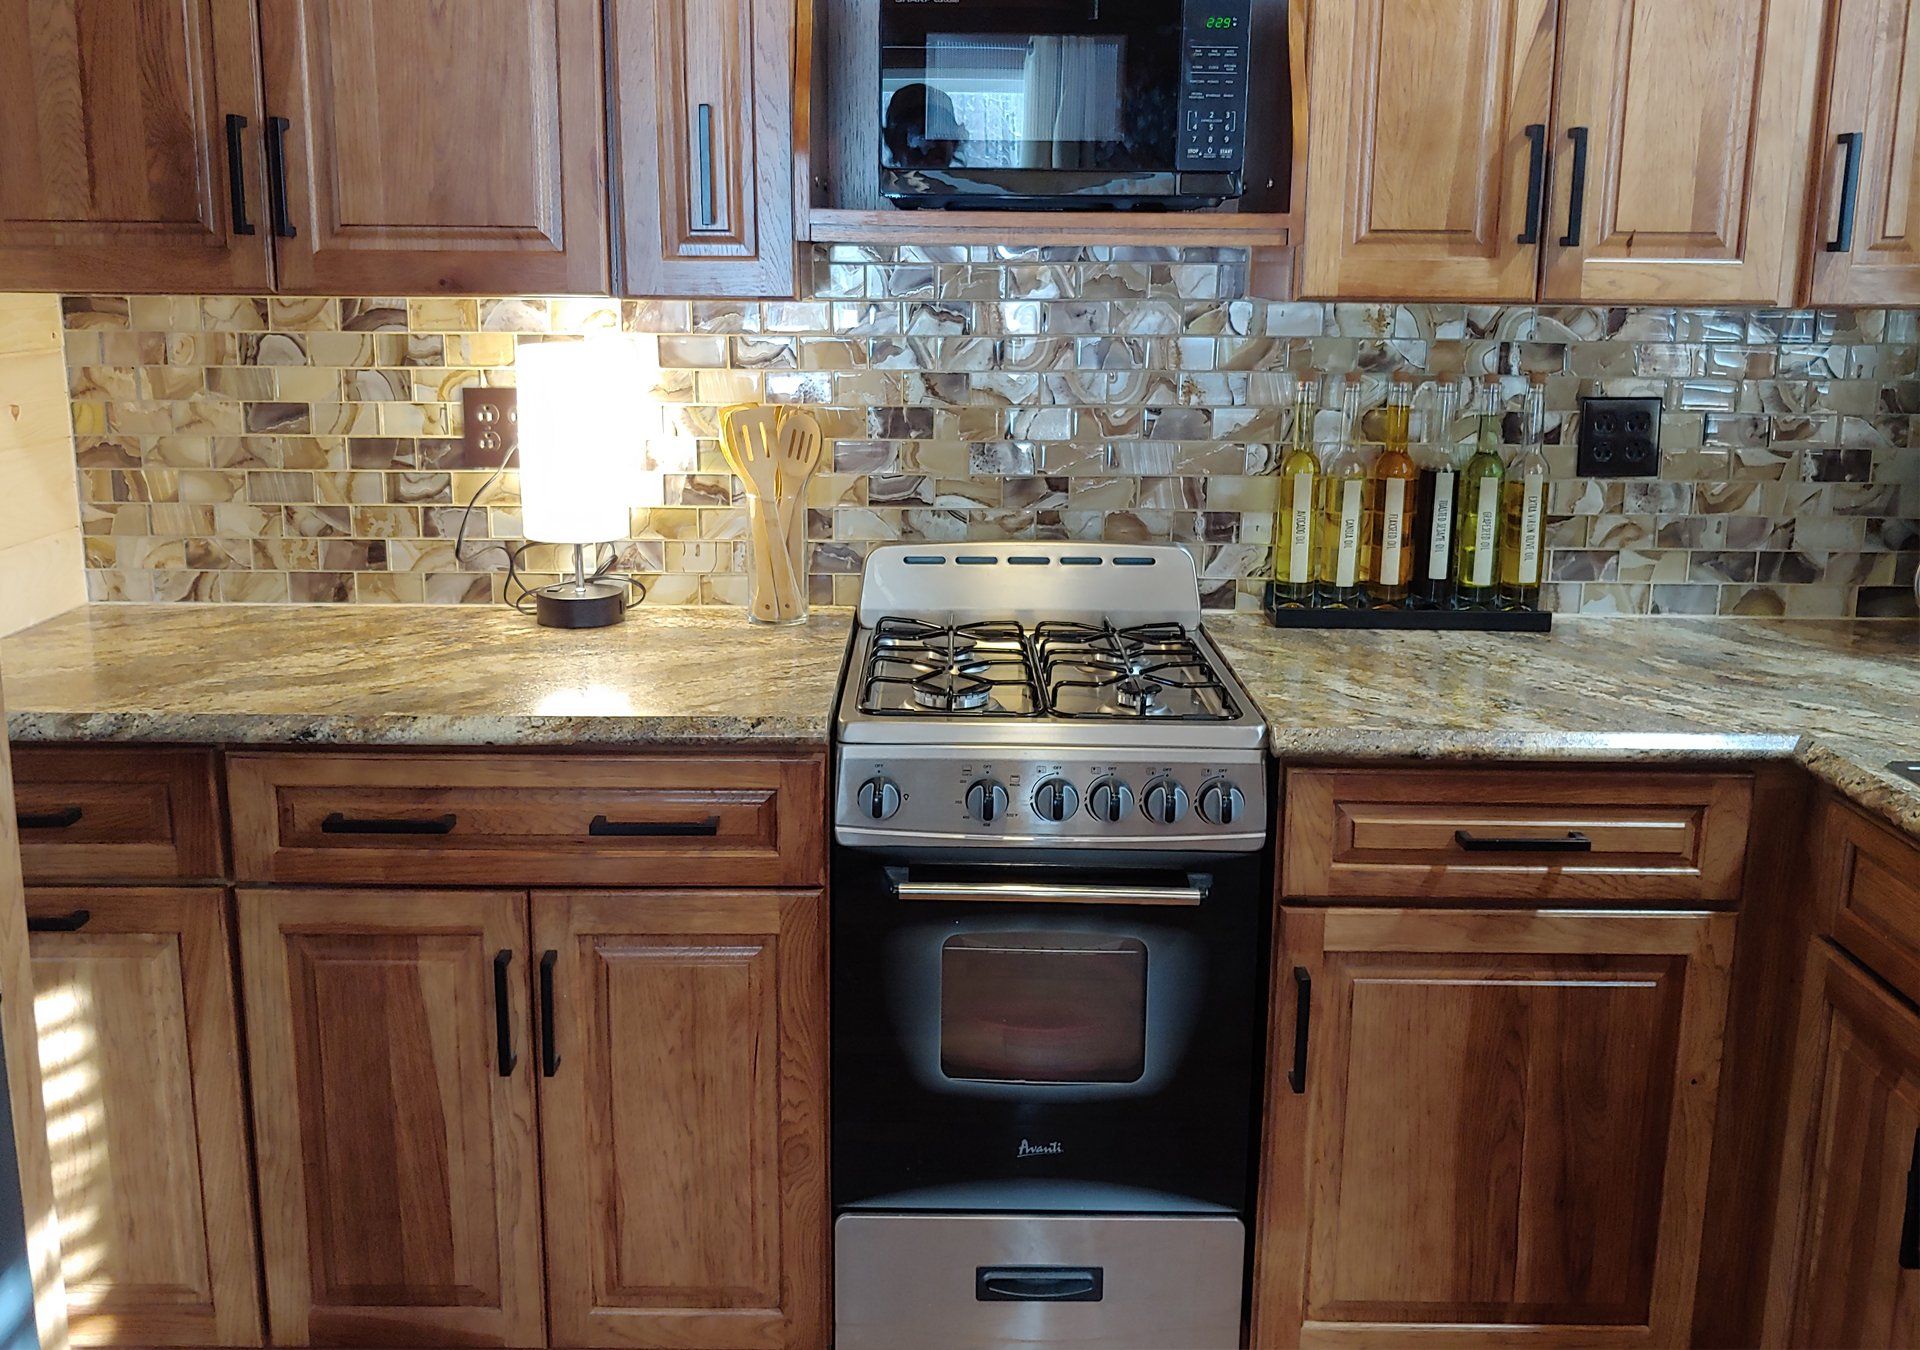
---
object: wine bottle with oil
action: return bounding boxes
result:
[1410,378,1463,608]
[1267,371,1322,609]
[1369,370,1417,606]
[1316,372,1372,608]
[1453,375,1505,609]
[1499,372,1550,610]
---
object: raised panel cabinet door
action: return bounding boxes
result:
[26,886,260,1347]
[609,0,798,297]
[1763,942,1920,1348]
[0,0,272,292]
[1807,0,1920,304]
[536,890,827,1348]
[1301,0,1557,301]
[1543,0,1823,304]
[238,888,543,1347]
[257,0,610,294]
[1252,907,1735,1347]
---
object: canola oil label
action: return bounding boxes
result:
[1335,480,1363,588]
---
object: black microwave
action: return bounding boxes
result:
[878,0,1256,210]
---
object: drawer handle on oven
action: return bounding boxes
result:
[976,1267,1103,1303]
[1454,829,1593,853]
[588,814,721,838]
[895,881,1205,907]
[27,909,91,934]
[321,812,457,836]
[17,806,83,831]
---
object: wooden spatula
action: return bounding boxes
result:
[719,404,800,623]
[773,411,822,620]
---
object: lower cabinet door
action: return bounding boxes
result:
[1764,941,1920,1347]
[1253,907,1736,1347]
[238,888,543,1347]
[535,890,827,1349]
[26,886,261,1346]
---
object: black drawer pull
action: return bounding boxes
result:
[695,102,716,227]
[1287,966,1311,1094]
[224,113,255,236]
[320,812,456,836]
[27,909,90,934]
[1454,829,1593,853]
[588,814,720,838]
[1829,130,1864,253]
[17,807,83,831]
[539,950,561,1077]
[1559,125,1589,247]
[1516,123,1548,245]
[1902,1127,1920,1271]
[493,949,517,1077]
[264,114,297,238]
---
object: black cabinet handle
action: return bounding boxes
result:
[588,814,720,838]
[1454,829,1594,853]
[321,812,456,836]
[492,949,516,1077]
[1829,131,1864,253]
[975,1267,1103,1303]
[1901,1126,1920,1271]
[224,113,256,236]
[264,115,297,238]
[1517,123,1548,245]
[539,950,561,1077]
[695,103,716,228]
[26,909,90,934]
[1559,125,1589,247]
[17,806,82,831]
[1286,966,1311,1094]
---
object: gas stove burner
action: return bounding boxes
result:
[1114,674,1167,713]
[911,668,994,711]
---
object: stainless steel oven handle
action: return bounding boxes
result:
[894,881,1205,907]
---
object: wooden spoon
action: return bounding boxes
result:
[719,404,800,623]
[773,411,822,620]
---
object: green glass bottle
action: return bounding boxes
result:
[1453,375,1505,609]
[1268,371,1322,609]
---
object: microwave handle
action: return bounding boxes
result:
[894,880,1205,907]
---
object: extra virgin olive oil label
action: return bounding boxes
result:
[1517,472,1545,585]
[1379,478,1407,580]
[1471,477,1499,588]
[1426,469,1455,580]
[1287,472,1313,580]
[1335,479,1363,587]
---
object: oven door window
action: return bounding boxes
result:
[940,932,1148,1084]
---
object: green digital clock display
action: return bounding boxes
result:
[1204,14,1237,27]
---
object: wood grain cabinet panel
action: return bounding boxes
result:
[1543,0,1823,303]
[238,888,543,1347]
[609,0,798,296]
[0,0,272,291]
[1818,796,1920,1009]
[26,886,261,1346]
[1807,0,1920,304]
[257,0,609,294]
[1301,0,1558,300]
[536,889,827,1348]
[1253,906,1735,1347]
[11,747,224,885]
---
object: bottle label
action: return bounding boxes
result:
[1517,472,1545,585]
[1426,471,1454,581]
[1287,473,1313,581]
[1379,479,1406,581]
[1472,479,1499,588]
[1335,480,1363,588]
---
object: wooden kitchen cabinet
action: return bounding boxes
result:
[25,886,261,1347]
[0,0,273,292]
[1805,0,1920,305]
[256,0,610,294]
[238,888,544,1348]
[1252,906,1735,1347]
[536,888,827,1349]
[608,0,799,297]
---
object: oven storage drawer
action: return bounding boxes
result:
[228,751,825,887]
[834,1212,1245,1350]
[10,746,224,882]
[1282,767,1752,904]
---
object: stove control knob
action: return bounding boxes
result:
[1031,777,1081,823]
[1142,777,1191,826]
[855,777,902,821]
[1197,779,1247,827]
[965,779,1010,825]
[1086,777,1135,824]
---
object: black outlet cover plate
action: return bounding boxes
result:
[1578,395,1662,478]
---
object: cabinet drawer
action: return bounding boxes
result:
[1282,768,1753,903]
[9,747,224,882]
[1819,797,1920,1006]
[228,752,825,887]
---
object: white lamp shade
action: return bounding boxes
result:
[517,339,641,545]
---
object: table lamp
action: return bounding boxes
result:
[517,339,633,628]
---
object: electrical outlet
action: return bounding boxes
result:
[461,386,518,468]
[1577,395,1662,478]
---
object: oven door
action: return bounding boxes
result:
[832,852,1263,1215]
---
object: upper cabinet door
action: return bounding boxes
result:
[1544,0,1823,304]
[257,0,610,295]
[608,0,798,297]
[0,0,272,292]
[1807,0,1920,305]
[1301,0,1558,301]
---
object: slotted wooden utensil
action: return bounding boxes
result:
[719,403,802,623]
[773,410,822,620]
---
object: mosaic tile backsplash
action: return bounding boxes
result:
[56,245,1920,615]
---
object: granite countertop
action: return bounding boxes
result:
[0,605,855,747]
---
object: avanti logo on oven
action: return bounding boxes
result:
[1015,1139,1065,1159]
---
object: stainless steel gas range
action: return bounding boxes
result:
[830,543,1270,1350]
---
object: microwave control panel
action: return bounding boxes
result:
[1177,0,1253,172]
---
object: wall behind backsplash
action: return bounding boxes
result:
[55,244,1920,616]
